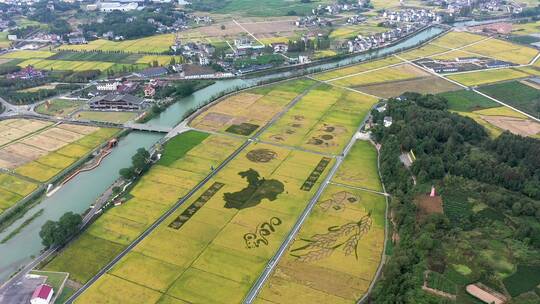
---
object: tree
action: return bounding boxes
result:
[39,212,82,247]
[119,167,135,180]
[220,25,226,30]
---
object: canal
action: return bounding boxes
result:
[0,26,444,283]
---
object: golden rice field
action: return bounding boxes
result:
[44,132,244,284]
[255,141,385,304]
[0,119,118,212]
[511,20,540,35]
[56,34,175,53]
[260,85,378,154]
[431,31,486,49]
[461,38,539,65]
[190,78,316,135]
[0,50,55,59]
[333,140,382,191]
[313,57,403,81]
[398,43,450,60]
[446,68,531,87]
[329,63,430,88]
[0,173,38,213]
[16,59,115,71]
[135,55,183,66]
[75,141,335,304]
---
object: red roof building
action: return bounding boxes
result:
[30,284,53,304]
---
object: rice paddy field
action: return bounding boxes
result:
[16,59,119,72]
[328,63,430,88]
[255,141,385,304]
[430,31,486,49]
[43,131,244,284]
[0,119,119,213]
[190,78,316,135]
[333,140,382,192]
[461,37,539,65]
[0,173,38,213]
[0,50,55,59]
[445,68,533,87]
[313,57,403,82]
[398,44,451,61]
[259,85,378,154]
[74,139,335,303]
[56,35,175,53]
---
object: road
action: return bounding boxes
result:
[243,104,377,303]
[64,84,318,303]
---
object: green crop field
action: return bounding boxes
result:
[210,0,332,16]
[439,90,498,112]
[503,264,540,297]
[47,51,141,63]
[478,81,540,117]
[36,99,84,117]
[158,130,210,166]
[426,271,457,295]
[75,111,138,124]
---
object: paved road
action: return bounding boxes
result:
[0,274,45,304]
[243,105,375,303]
[65,84,318,303]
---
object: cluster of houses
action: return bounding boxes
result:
[477,0,522,14]
[345,23,421,53]
[6,66,45,80]
[414,56,514,73]
[311,1,366,16]
[171,40,215,66]
[295,16,332,28]
[381,9,442,25]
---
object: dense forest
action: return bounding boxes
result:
[369,93,540,303]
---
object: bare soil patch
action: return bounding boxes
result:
[40,127,87,142]
[57,124,98,135]
[481,115,540,137]
[0,149,31,169]
[1,143,47,161]
[22,134,69,151]
[415,194,443,221]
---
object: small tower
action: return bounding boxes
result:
[430,185,436,197]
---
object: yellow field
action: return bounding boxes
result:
[313,49,338,59]
[0,50,54,59]
[0,173,38,212]
[431,31,486,49]
[398,44,450,60]
[76,111,138,124]
[429,49,479,60]
[462,38,538,64]
[313,57,403,81]
[17,59,115,71]
[14,161,61,182]
[446,68,531,86]
[76,140,335,303]
[511,20,540,36]
[136,55,183,66]
[190,78,316,134]
[57,34,174,53]
[329,24,385,40]
[260,85,378,154]
[256,139,385,303]
[454,111,503,138]
[330,63,429,88]
[474,106,528,119]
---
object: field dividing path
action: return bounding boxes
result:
[394,54,540,123]
[243,103,377,303]
[65,83,319,303]
[233,19,265,47]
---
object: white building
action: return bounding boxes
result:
[383,116,393,127]
[30,284,53,304]
[199,56,209,65]
[298,55,310,64]
[99,2,138,12]
[97,81,121,91]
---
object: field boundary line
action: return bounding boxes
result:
[393,54,467,89]
[357,140,389,304]
[396,54,540,123]
[329,181,389,196]
[307,76,382,100]
[243,102,377,303]
[529,51,540,65]
[233,19,264,47]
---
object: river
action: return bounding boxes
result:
[0,25,444,283]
